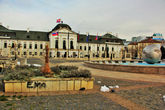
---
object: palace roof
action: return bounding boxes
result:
[0,23,124,44]
[52,23,72,31]
[138,38,162,43]
[128,42,138,45]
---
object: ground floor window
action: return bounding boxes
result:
[11,51,15,55]
[49,52,52,57]
[29,52,32,55]
[73,52,77,58]
[102,53,105,58]
[57,52,60,57]
[0,67,2,73]
[40,52,42,56]
[84,46,86,50]
[64,52,67,58]
[113,54,115,58]
[35,52,37,55]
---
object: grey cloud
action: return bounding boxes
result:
[0,0,164,40]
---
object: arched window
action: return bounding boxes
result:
[4,42,7,48]
[70,41,74,49]
[12,43,15,48]
[63,40,66,49]
[29,44,32,49]
[35,44,37,49]
[24,44,26,49]
[84,46,86,50]
[55,40,58,49]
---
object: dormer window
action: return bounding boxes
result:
[37,36,40,39]
[27,35,30,38]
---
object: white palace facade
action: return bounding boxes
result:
[0,23,125,60]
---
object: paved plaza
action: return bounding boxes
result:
[0,59,165,110]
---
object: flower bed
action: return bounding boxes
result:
[3,65,94,93]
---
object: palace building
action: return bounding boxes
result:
[0,23,124,59]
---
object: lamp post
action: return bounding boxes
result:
[87,33,90,61]
[68,32,69,58]
[14,42,17,60]
[88,41,89,61]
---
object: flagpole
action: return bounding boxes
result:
[97,33,98,58]
[78,32,80,59]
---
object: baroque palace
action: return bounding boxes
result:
[0,23,125,59]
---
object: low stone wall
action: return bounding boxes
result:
[84,62,165,74]
[4,77,94,93]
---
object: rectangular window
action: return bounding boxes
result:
[4,43,7,48]
[12,43,14,48]
[35,44,37,49]
[80,46,82,50]
[18,52,20,55]
[89,46,91,50]
[55,40,58,49]
[102,47,104,51]
[24,44,26,49]
[18,44,20,48]
[24,52,26,55]
[97,47,99,51]
[29,44,32,49]
[35,52,37,55]
[40,44,43,49]
[112,47,114,51]
[40,52,42,56]
[84,46,86,50]
[12,51,15,55]
[29,52,32,55]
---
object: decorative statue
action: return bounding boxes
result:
[42,44,53,77]
[142,44,162,64]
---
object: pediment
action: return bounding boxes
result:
[52,28,76,34]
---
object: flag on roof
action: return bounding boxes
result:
[52,32,58,36]
[86,33,89,42]
[95,34,98,40]
[56,19,61,23]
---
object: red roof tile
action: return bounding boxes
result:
[128,42,138,45]
[138,38,161,43]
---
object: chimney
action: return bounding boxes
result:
[27,28,30,33]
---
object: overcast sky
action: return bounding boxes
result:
[0,0,165,40]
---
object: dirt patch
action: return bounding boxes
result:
[101,92,148,110]
[116,85,165,110]
[94,76,150,87]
